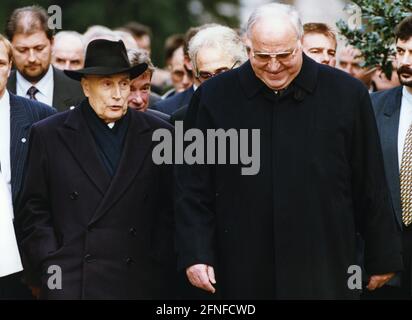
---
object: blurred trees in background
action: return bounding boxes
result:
[0,0,240,67]
[337,0,411,78]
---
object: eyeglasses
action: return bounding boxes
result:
[252,46,299,64]
[196,60,239,82]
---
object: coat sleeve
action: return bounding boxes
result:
[15,124,59,273]
[175,87,217,271]
[351,88,403,275]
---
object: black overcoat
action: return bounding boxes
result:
[175,55,403,299]
[17,104,176,299]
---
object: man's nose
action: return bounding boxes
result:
[135,93,143,104]
[401,51,412,66]
[182,72,191,87]
[267,57,281,71]
[64,60,71,70]
[28,49,36,62]
[322,50,330,64]
[112,84,122,100]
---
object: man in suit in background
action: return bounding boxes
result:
[5,5,84,112]
[0,34,55,300]
[17,39,177,299]
[369,15,412,300]
[127,48,170,122]
[51,31,85,71]
[170,25,248,124]
[152,27,200,116]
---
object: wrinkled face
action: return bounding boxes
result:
[0,42,12,97]
[195,46,237,84]
[396,37,412,88]
[52,37,84,70]
[337,47,367,79]
[11,31,52,83]
[81,73,130,123]
[169,46,192,92]
[248,20,303,90]
[302,33,336,67]
[128,70,151,112]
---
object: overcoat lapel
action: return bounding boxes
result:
[89,110,153,225]
[57,105,111,195]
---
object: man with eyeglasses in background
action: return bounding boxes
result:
[170,24,248,123]
[176,3,402,299]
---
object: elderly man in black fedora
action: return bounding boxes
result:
[16,39,177,299]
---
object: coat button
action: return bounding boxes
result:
[125,257,134,265]
[84,254,93,263]
[70,191,79,200]
[129,227,137,236]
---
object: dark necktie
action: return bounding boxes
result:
[27,86,39,100]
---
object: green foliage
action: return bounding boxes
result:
[336,0,411,79]
[0,0,240,67]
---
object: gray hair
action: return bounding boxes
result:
[246,3,303,40]
[188,25,248,71]
[127,48,155,76]
[54,31,84,47]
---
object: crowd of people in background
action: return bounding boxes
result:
[0,2,411,300]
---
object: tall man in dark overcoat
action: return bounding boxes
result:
[17,39,177,299]
[175,3,403,299]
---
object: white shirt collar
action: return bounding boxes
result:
[16,65,54,104]
[403,86,412,106]
[0,90,9,110]
[0,90,11,192]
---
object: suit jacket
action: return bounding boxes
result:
[10,93,56,203]
[176,56,402,299]
[16,105,177,299]
[148,92,162,108]
[146,108,171,123]
[152,86,194,115]
[371,86,403,229]
[7,67,85,112]
[170,104,188,124]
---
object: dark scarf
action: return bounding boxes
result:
[82,100,130,177]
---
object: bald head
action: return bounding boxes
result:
[246,3,303,40]
[246,3,304,91]
[52,31,85,71]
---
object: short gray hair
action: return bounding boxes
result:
[188,25,248,71]
[54,31,84,47]
[246,3,303,40]
[127,48,155,76]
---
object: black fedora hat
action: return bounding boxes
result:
[64,39,147,81]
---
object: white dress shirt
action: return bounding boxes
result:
[0,90,11,193]
[398,87,412,170]
[0,170,23,277]
[16,65,54,106]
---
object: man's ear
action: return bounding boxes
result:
[7,61,12,78]
[81,77,90,97]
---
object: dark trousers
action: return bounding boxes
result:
[0,272,33,300]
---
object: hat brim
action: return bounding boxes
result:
[64,63,148,81]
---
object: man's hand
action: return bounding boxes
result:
[186,264,216,293]
[367,273,395,291]
[30,286,41,299]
